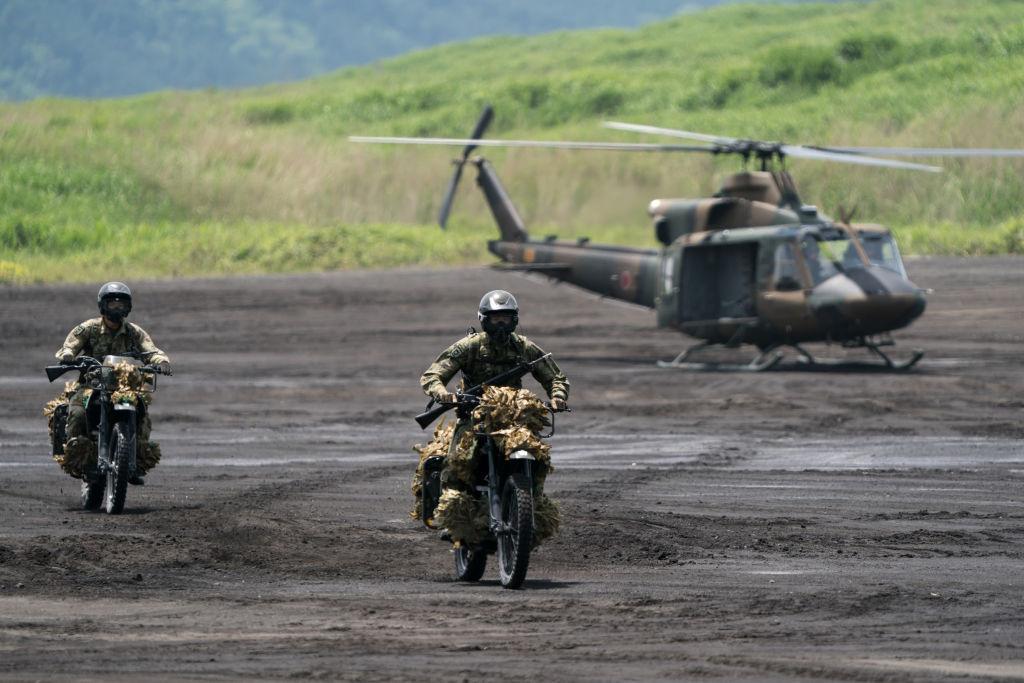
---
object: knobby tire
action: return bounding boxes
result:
[498,474,534,589]
[104,422,133,515]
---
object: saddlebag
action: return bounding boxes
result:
[50,403,68,455]
[421,455,446,527]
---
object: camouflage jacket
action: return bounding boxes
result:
[56,318,170,364]
[421,332,568,402]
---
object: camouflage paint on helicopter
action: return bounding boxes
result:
[477,158,925,369]
[351,108,1024,370]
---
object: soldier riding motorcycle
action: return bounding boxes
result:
[414,290,570,588]
[44,282,171,513]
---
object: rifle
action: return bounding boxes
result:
[45,357,100,383]
[414,353,552,429]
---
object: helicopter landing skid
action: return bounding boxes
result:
[657,342,785,372]
[658,339,924,371]
[791,340,925,370]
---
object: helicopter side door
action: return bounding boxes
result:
[678,242,759,326]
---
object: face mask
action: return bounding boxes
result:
[102,298,130,323]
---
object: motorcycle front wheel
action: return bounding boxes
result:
[104,422,133,515]
[454,545,487,582]
[497,474,534,589]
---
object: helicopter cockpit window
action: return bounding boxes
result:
[772,242,802,291]
[800,236,843,285]
[858,233,908,277]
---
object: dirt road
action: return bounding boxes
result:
[1,257,1023,681]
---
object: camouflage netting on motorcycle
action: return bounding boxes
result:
[411,418,477,520]
[533,492,561,546]
[56,436,97,479]
[411,387,561,543]
[111,362,152,406]
[473,386,553,487]
[434,489,488,545]
[138,441,161,475]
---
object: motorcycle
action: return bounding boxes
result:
[45,353,166,514]
[419,392,567,589]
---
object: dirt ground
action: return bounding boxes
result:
[1,257,1023,682]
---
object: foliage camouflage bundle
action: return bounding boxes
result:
[110,361,152,407]
[471,386,553,486]
[434,490,490,547]
[43,366,161,477]
[411,386,560,545]
[58,436,97,479]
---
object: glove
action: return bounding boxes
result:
[436,390,458,404]
[550,397,567,412]
[158,362,173,376]
[59,351,75,364]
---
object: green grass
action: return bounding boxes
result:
[0,219,650,283]
[2,0,1024,283]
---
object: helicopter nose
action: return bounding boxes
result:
[808,265,926,335]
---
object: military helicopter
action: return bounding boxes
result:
[352,107,1024,370]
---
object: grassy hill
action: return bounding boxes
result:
[2,0,1024,283]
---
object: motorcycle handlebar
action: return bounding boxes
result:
[45,357,170,382]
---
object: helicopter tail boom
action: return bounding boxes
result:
[474,158,529,243]
[489,238,659,309]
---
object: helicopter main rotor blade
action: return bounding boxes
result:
[780,145,942,172]
[810,145,1024,158]
[349,135,716,153]
[603,121,737,145]
[602,121,941,172]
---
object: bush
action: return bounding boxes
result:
[759,45,842,90]
[1001,218,1024,254]
[837,33,899,62]
[243,102,295,125]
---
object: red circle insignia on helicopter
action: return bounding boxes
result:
[619,270,634,290]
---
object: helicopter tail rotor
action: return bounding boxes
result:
[438,104,494,228]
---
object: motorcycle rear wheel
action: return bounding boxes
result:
[497,474,534,589]
[454,545,487,582]
[104,422,133,515]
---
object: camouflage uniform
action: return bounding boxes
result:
[421,331,568,404]
[421,331,568,477]
[418,331,568,544]
[55,318,169,461]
